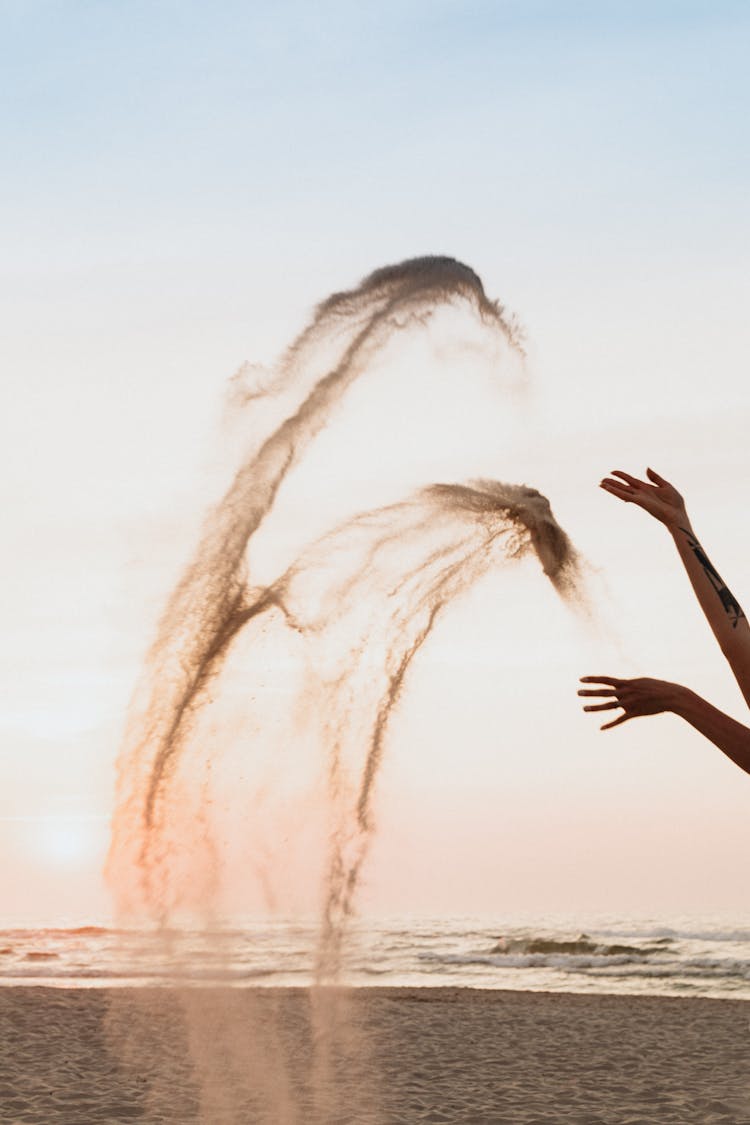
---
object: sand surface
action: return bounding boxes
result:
[0,987,748,1124]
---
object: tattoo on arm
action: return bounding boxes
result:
[679,528,746,628]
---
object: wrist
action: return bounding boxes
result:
[667,683,694,716]
[666,512,691,537]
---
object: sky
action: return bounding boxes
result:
[2,0,749,925]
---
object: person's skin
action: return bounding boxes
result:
[578,468,750,776]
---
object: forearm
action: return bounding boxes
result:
[671,685,750,776]
[668,519,750,706]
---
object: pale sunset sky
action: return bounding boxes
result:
[2,0,749,925]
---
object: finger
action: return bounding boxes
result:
[646,467,669,486]
[600,481,636,500]
[577,689,619,697]
[580,676,624,686]
[602,483,629,501]
[583,702,620,712]
[601,714,631,731]
[609,470,647,488]
[600,476,634,491]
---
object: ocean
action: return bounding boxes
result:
[0,917,748,999]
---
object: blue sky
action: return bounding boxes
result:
[5,1,749,262]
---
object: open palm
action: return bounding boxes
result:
[599,468,687,528]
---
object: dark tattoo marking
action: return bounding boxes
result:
[680,527,746,628]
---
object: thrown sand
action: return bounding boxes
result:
[0,987,748,1124]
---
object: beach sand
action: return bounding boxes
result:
[0,987,748,1124]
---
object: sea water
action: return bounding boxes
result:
[1,916,747,999]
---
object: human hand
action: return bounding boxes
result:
[599,468,688,530]
[578,675,682,730]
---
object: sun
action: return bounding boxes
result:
[27,817,108,870]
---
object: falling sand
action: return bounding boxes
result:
[105,257,585,1123]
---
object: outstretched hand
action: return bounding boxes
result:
[578,676,682,730]
[599,468,687,529]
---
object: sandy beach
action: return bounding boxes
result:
[1,986,748,1124]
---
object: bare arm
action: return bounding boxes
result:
[600,468,750,707]
[579,676,750,776]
